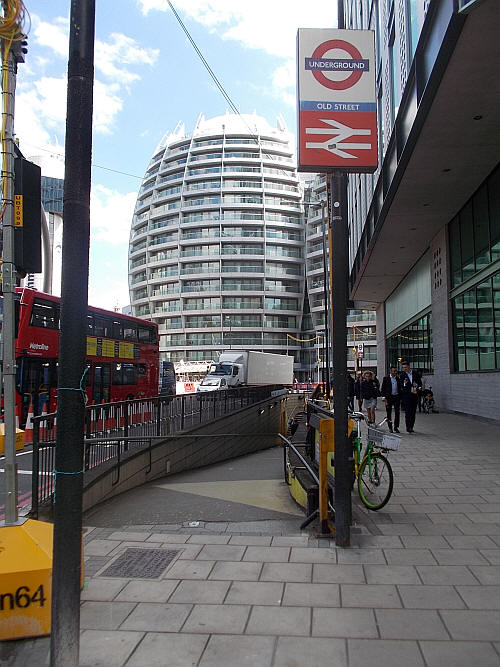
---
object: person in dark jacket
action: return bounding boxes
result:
[400,360,422,433]
[359,370,379,424]
[347,372,355,412]
[381,366,402,433]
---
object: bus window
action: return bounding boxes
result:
[112,319,123,339]
[94,317,112,338]
[123,325,138,342]
[123,363,137,385]
[30,299,59,329]
[112,363,138,386]
[18,357,57,422]
[138,325,155,344]
[93,363,111,403]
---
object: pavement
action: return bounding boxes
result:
[3,409,500,666]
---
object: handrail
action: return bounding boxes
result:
[30,386,285,517]
[279,433,319,485]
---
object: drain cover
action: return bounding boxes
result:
[99,548,180,579]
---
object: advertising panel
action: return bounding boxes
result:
[297,28,378,173]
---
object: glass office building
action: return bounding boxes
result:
[343,0,500,417]
[129,113,305,367]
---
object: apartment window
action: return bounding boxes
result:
[186,332,223,345]
[264,314,297,329]
[222,297,262,309]
[225,314,262,327]
[222,279,262,291]
[185,315,221,328]
[165,316,182,329]
[264,297,298,311]
[183,297,221,310]
[182,279,220,292]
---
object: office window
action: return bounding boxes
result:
[452,271,500,372]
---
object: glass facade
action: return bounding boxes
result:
[386,312,433,373]
[450,164,500,372]
[41,175,64,214]
[129,114,304,366]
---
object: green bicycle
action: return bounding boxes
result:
[350,411,400,510]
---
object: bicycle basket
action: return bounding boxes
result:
[367,427,401,452]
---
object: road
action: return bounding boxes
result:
[0,446,34,520]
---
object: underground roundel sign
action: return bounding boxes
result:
[297,28,378,173]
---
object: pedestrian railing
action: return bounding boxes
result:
[30,385,281,516]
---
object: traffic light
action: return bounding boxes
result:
[14,154,42,276]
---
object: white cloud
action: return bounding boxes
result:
[33,16,69,58]
[138,1,337,57]
[136,1,337,108]
[21,14,158,143]
[88,275,130,312]
[95,33,159,86]
[90,186,137,244]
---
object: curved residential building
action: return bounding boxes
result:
[129,113,305,367]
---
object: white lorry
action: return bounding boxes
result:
[196,350,294,392]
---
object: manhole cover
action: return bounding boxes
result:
[99,548,180,579]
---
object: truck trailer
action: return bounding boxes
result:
[196,350,294,392]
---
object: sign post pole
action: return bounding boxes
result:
[297,22,377,547]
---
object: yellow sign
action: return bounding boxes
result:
[86,336,97,356]
[0,424,25,453]
[14,195,23,227]
[119,341,134,359]
[101,339,115,357]
[0,520,53,640]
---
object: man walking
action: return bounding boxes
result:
[381,366,402,433]
[400,360,422,433]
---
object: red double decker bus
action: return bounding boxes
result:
[11,288,159,426]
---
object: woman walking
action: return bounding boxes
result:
[360,370,379,424]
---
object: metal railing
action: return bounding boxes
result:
[30,385,281,516]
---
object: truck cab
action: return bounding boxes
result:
[196,376,229,392]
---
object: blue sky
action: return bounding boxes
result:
[17,1,337,310]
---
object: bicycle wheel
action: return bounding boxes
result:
[357,452,393,510]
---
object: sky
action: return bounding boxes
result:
[16,0,338,311]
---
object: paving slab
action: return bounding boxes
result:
[273,636,347,667]
[246,605,311,636]
[126,632,209,667]
[225,581,284,606]
[347,638,425,667]
[419,640,500,667]
[9,412,500,666]
[79,630,144,667]
[182,603,250,634]
[120,602,192,632]
[199,635,275,667]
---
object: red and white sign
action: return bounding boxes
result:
[297,29,378,173]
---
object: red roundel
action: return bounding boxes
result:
[311,39,364,91]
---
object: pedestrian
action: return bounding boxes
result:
[347,372,355,412]
[311,383,324,401]
[381,365,402,433]
[359,370,379,424]
[354,371,363,411]
[400,360,422,433]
